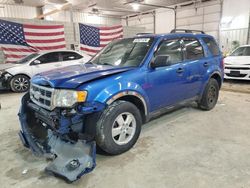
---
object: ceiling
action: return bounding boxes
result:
[0,0,196,16]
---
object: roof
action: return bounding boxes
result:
[37,49,80,55]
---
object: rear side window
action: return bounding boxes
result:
[37,52,60,64]
[203,37,220,56]
[61,52,82,61]
[183,38,204,60]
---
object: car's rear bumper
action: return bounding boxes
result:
[224,66,250,80]
[18,94,96,182]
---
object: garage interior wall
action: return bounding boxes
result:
[0,4,144,63]
[176,0,221,40]
[122,12,155,33]
[123,0,250,53]
[220,0,250,52]
[123,0,222,38]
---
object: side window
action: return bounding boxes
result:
[203,37,220,56]
[155,39,183,65]
[61,52,83,61]
[36,52,60,64]
[183,38,204,60]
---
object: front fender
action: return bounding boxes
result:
[93,81,150,115]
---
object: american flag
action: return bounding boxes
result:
[79,23,123,56]
[0,19,66,63]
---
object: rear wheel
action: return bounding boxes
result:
[95,100,142,155]
[10,75,30,92]
[198,78,219,110]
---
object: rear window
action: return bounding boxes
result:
[203,37,220,56]
[61,52,82,61]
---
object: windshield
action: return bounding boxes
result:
[230,47,250,56]
[15,53,40,64]
[91,37,154,67]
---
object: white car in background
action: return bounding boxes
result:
[224,45,250,80]
[0,50,91,92]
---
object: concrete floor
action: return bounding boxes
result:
[0,90,250,188]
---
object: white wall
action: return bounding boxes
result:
[155,8,175,33]
[124,12,154,33]
[176,0,221,40]
[220,0,250,52]
[221,0,250,30]
[0,4,37,19]
[42,4,121,26]
[123,0,222,38]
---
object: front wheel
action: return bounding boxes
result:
[198,78,219,110]
[10,75,30,92]
[96,100,142,155]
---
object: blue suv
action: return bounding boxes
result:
[18,29,224,182]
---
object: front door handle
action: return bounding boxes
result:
[203,62,209,67]
[176,67,184,74]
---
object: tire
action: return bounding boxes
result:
[198,78,219,111]
[95,100,142,155]
[10,75,30,92]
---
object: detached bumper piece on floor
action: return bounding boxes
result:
[18,97,96,183]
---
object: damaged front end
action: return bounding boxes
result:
[18,93,99,182]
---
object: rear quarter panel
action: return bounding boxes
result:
[198,36,224,94]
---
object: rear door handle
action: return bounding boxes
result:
[176,67,184,73]
[203,62,209,67]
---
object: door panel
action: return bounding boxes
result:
[181,38,207,99]
[145,63,189,111]
[144,38,189,112]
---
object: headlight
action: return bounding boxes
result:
[52,90,87,108]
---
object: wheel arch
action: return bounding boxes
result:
[11,73,31,80]
[106,91,148,123]
[210,72,222,88]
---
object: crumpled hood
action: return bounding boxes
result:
[0,63,20,70]
[32,63,135,89]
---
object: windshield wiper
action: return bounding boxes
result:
[100,62,114,66]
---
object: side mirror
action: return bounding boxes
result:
[150,55,170,69]
[33,60,41,65]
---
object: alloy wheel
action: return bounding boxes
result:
[111,112,136,145]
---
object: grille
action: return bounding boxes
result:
[225,66,250,70]
[30,84,54,110]
[225,73,247,78]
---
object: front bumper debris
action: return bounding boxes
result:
[0,72,12,89]
[18,94,96,182]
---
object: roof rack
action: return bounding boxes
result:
[170,29,205,34]
[136,33,153,35]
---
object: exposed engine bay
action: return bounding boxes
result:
[18,93,97,182]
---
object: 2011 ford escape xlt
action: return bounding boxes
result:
[18,29,224,182]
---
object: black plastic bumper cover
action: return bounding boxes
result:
[18,95,96,182]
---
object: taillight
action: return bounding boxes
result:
[221,58,224,70]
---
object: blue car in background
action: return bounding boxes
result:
[18,29,224,182]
